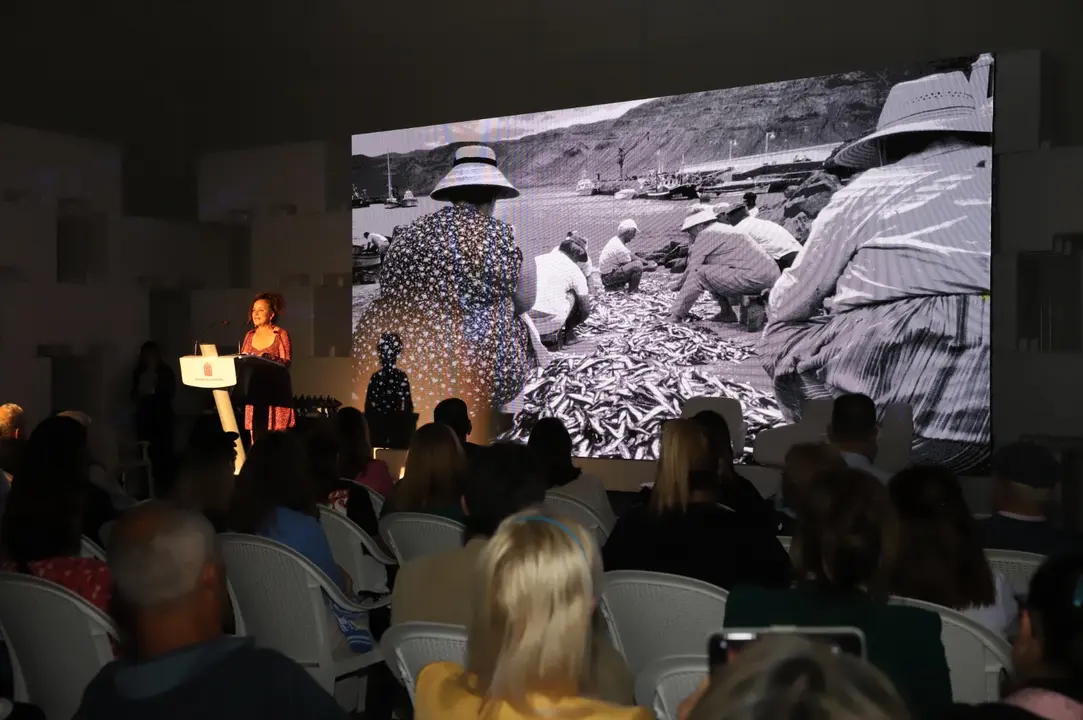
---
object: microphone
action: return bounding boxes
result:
[194,320,232,355]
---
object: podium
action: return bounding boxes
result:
[180,347,246,473]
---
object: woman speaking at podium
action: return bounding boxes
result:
[240,292,296,442]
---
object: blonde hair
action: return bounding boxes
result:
[690,635,909,720]
[651,419,713,514]
[467,509,600,713]
[398,423,465,512]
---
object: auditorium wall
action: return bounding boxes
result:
[1,0,1082,490]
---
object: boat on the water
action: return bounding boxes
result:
[614,188,636,200]
[575,178,596,196]
[401,190,418,208]
[383,153,402,208]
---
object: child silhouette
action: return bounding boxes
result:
[364,332,414,417]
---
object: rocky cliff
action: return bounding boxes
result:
[352,58,976,195]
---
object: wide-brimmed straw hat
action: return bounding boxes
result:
[832,71,993,170]
[430,145,519,201]
[681,208,719,232]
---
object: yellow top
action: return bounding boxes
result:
[415,662,651,720]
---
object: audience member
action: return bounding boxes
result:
[299,419,381,546]
[528,417,614,526]
[774,442,846,535]
[58,410,134,514]
[0,448,112,613]
[15,415,118,547]
[724,468,952,718]
[978,442,1082,557]
[682,635,910,720]
[889,465,1017,637]
[167,419,238,532]
[392,442,634,704]
[433,398,486,465]
[949,553,1083,720]
[603,419,792,591]
[690,410,774,527]
[414,509,648,720]
[381,422,465,521]
[226,431,352,594]
[335,407,394,498]
[75,502,348,720]
[828,393,890,483]
[0,402,25,495]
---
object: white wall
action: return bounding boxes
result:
[0,127,351,438]
[197,141,332,222]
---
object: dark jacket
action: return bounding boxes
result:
[602,500,792,591]
[75,636,348,720]
[725,584,953,719]
[977,512,1083,558]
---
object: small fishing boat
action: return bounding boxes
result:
[401,190,418,208]
[614,188,636,200]
[575,178,596,196]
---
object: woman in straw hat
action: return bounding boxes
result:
[759,70,993,472]
[352,145,537,437]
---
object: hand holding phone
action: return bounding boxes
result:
[708,626,866,673]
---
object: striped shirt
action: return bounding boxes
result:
[769,142,991,323]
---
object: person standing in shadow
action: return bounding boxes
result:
[132,341,176,484]
[364,332,414,448]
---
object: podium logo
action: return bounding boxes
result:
[203,363,213,377]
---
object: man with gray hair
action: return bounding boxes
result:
[75,502,348,719]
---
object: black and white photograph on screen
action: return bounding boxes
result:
[350,52,994,470]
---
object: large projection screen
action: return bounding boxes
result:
[351,53,994,471]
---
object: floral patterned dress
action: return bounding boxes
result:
[352,204,533,425]
[241,326,296,432]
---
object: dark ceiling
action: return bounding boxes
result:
[3,0,1082,149]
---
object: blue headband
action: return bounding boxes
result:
[517,515,586,555]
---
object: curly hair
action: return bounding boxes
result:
[249,292,286,324]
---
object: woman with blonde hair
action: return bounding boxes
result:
[414,509,649,720]
[603,419,791,590]
[681,635,910,720]
[380,422,465,522]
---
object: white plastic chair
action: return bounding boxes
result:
[380,622,468,704]
[600,570,728,676]
[79,535,107,561]
[634,655,709,720]
[984,549,1044,598]
[0,572,118,720]
[364,485,385,516]
[545,491,614,548]
[889,595,1013,702]
[319,506,396,594]
[681,397,745,456]
[219,533,386,693]
[98,521,117,550]
[378,513,465,565]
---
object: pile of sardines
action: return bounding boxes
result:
[502,273,783,459]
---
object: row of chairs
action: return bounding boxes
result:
[377,568,1017,720]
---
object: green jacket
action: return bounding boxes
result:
[724,584,953,719]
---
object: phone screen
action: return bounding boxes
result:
[708,627,865,673]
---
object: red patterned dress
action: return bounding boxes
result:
[0,556,112,613]
[241,325,296,432]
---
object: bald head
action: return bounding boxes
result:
[109,502,218,608]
